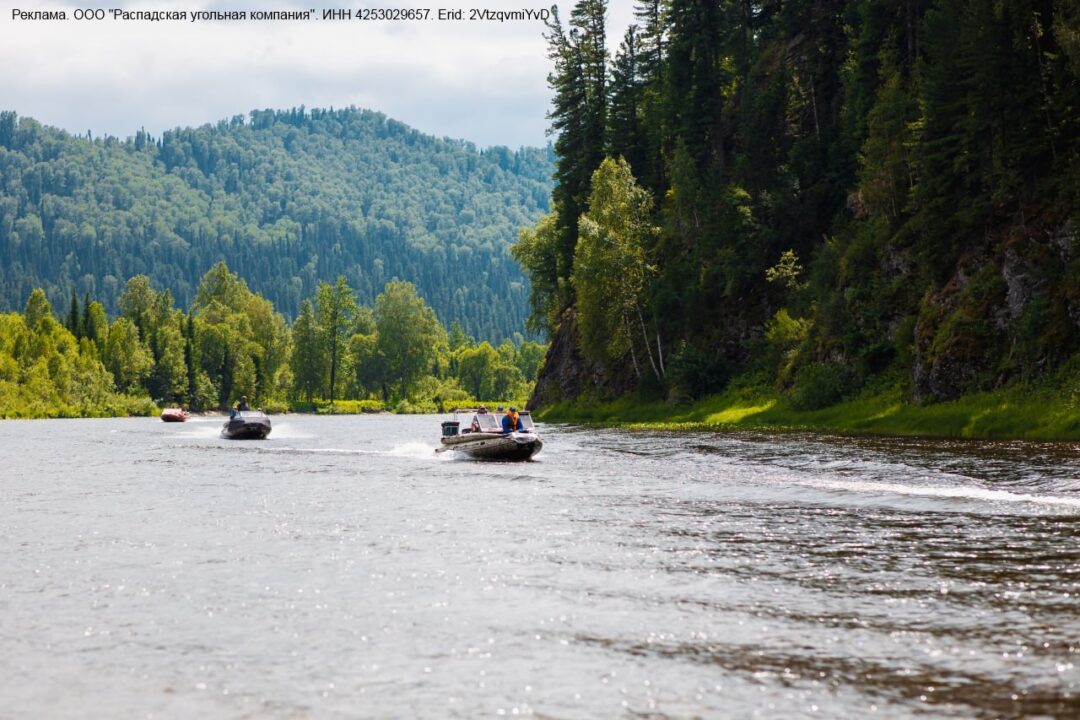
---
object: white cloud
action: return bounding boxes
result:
[1,1,635,147]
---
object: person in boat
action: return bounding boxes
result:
[469,415,481,433]
[236,396,250,412]
[502,406,523,433]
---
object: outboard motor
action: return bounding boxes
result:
[441,421,460,438]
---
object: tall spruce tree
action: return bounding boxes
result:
[290,299,324,404]
[545,0,609,311]
[66,289,81,338]
[609,26,647,176]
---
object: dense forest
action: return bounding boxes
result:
[519,0,1080,410]
[0,263,546,418]
[0,107,553,342]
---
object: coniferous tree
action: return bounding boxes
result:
[665,0,726,174]
[183,313,198,408]
[315,276,358,405]
[545,0,609,310]
[80,293,93,345]
[608,26,646,175]
[0,108,551,343]
[631,0,669,192]
[290,299,325,404]
[66,289,81,338]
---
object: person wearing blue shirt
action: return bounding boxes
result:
[501,406,523,433]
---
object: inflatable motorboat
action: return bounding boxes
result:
[221,410,272,439]
[160,408,191,422]
[438,407,542,461]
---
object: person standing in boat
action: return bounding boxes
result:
[230,396,250,418]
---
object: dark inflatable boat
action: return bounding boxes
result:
[220,410,272,439]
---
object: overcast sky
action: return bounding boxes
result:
[0,1,634,148]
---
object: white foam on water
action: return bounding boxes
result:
[803,477,1080,509]
[265,423,313,440]
[270,447,379,456]
[387,441,451,460]
[174,422,225,440]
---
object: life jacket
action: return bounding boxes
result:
[507,411,520,430]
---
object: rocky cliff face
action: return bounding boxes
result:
[913,216,1077,402]
[526,310,593,411]
[526,308,636,411]
[528,213,1077,411]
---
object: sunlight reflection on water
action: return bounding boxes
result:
[0,415,1077,718]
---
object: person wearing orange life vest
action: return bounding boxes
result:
[501,406,523,433]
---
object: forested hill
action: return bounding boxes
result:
[0,107,553,341]
[520,0,1080,411]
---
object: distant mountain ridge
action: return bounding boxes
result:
[0,107,554,341]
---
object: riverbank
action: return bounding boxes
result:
[0,395,529,420]
[536,382,1080,441]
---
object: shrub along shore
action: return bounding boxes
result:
[536,380,1080,442]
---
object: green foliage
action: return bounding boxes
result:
[316,276,358,404]
[512,210,564,333]
[545,1,609,293]
[573,158,660,377]
[540,363,1080,441]
[521,0,1080,423]
[857,37,917,223]
[188,263,289,410]
[455,341,502,399]
[289,295,321,403]
[667,340,731,402]
[447,320,472,351]
[23,289,52,328]
[765,251,807,292]
[513,341,547,383]
[375,281,448,400]
[346,332,380,399]
[916,263,1009,400]
[0,304,155,418]
[103,317,152,392]
[762,308,812,384]
[788,362,852,411]
[0,107,553,343]
[0,272,549,418]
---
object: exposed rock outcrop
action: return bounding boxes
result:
[912,215,1076,403]
[526,308,635,411]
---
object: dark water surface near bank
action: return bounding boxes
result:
[1,415,1077,718]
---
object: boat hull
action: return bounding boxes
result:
[220,415,272,439]
[440,432,542,461]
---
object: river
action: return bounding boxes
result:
[0,414,1077,718]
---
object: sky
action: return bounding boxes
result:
[0,1,635,148]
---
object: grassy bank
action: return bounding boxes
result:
[536,382,1080,441]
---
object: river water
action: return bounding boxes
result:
[0,414,1077,719]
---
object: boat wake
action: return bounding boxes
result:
[388,442,454,460]
[261,423,312,440]
[792,476,1080,510]
[270,443,448,460]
